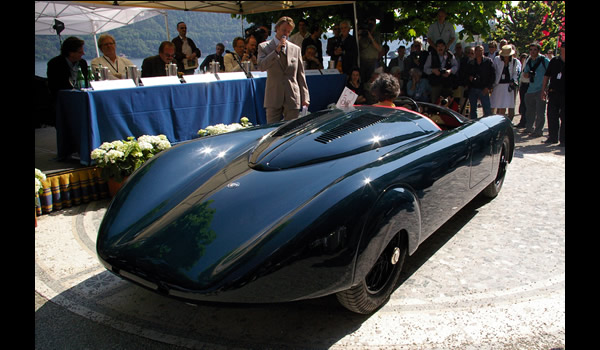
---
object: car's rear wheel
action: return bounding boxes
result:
[482,135,510,198]
[336,232,407,314]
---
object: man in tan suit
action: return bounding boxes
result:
[257,16,310,123]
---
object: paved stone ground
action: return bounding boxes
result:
[35,113,565,349]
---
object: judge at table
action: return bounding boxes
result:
[91,34,134,79]
[257,16,310,123]
[141,41,177,77]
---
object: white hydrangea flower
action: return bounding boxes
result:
[138,141,153,151]
[105,150,124,163]
[156,140,171,151]
[90,148,106,160]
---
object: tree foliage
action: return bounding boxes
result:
[493,1,565,54]
[242,1,506,43]
[35,2,565,62]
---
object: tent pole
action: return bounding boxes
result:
[164,12,169,41]
[353,1,359,68]
[94,33,100,58]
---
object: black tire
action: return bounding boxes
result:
[336,233,407,314]
[482,135,510,198]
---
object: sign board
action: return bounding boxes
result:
[183,74,218,84]
[90,79,137,91]
[216,72,248,81]
[140,76,181,87]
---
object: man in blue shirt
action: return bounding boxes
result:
[522,42,550,137]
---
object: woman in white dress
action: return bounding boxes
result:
[491,45,521,116]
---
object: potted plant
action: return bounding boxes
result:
[35,168,46,226]
[197,117,253,137]
[91,135,171,196]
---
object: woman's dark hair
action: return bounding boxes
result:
[60,36,84,57]
[370,73,400,102]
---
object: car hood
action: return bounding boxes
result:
[249,106,440,170]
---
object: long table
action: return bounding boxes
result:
[56,74,346,165]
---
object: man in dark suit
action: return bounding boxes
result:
[47,36,88,94]
[46,36,89,125]
[200,43,225,72]
[257,16,310,124]
[172,22,201,75]
[141,41,177,77]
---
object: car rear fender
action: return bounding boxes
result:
[353,185,421,284]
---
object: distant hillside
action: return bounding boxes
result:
[35,11,252,61]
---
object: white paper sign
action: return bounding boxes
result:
[183,74,217,84]
[90,79,137,91]
[336,86,358,109]
[250,71,267,78]
[322,69,341,75]
[216,72,247,81]
[140,76,181,87]
[304,69,322,75]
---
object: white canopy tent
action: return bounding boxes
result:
[37,1,359,63]
[76,1,355,15]
[35,1,168,57]
[75,1,359,63]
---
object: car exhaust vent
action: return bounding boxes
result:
[272,112,323,137]
[315,114,388,144]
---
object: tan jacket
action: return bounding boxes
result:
[257,39,310,109]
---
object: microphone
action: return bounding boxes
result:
[281,35,287,54]
[225,50,249,77]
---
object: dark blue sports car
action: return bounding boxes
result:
[97,100,514,314]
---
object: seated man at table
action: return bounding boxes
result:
[47,36,88,93]
[91,34,134,79]
[224,37,246,72]
[141,41,177,77]
[200,43,225,72]
[47,36,89,125]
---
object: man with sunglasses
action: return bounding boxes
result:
[141,41,177,77]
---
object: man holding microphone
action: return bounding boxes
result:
[257,16,310,123]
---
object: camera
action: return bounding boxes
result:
[508,81,517,92]
[529,71,536,83]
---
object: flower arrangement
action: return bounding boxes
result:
[91,135,171,182]
[35,168,46,195]
[197,117,253,137]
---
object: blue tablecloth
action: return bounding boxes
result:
[56,74,346,165]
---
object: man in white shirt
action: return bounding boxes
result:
[90,34,134,79]
[289,19,309,48]
[172,22,201,75]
